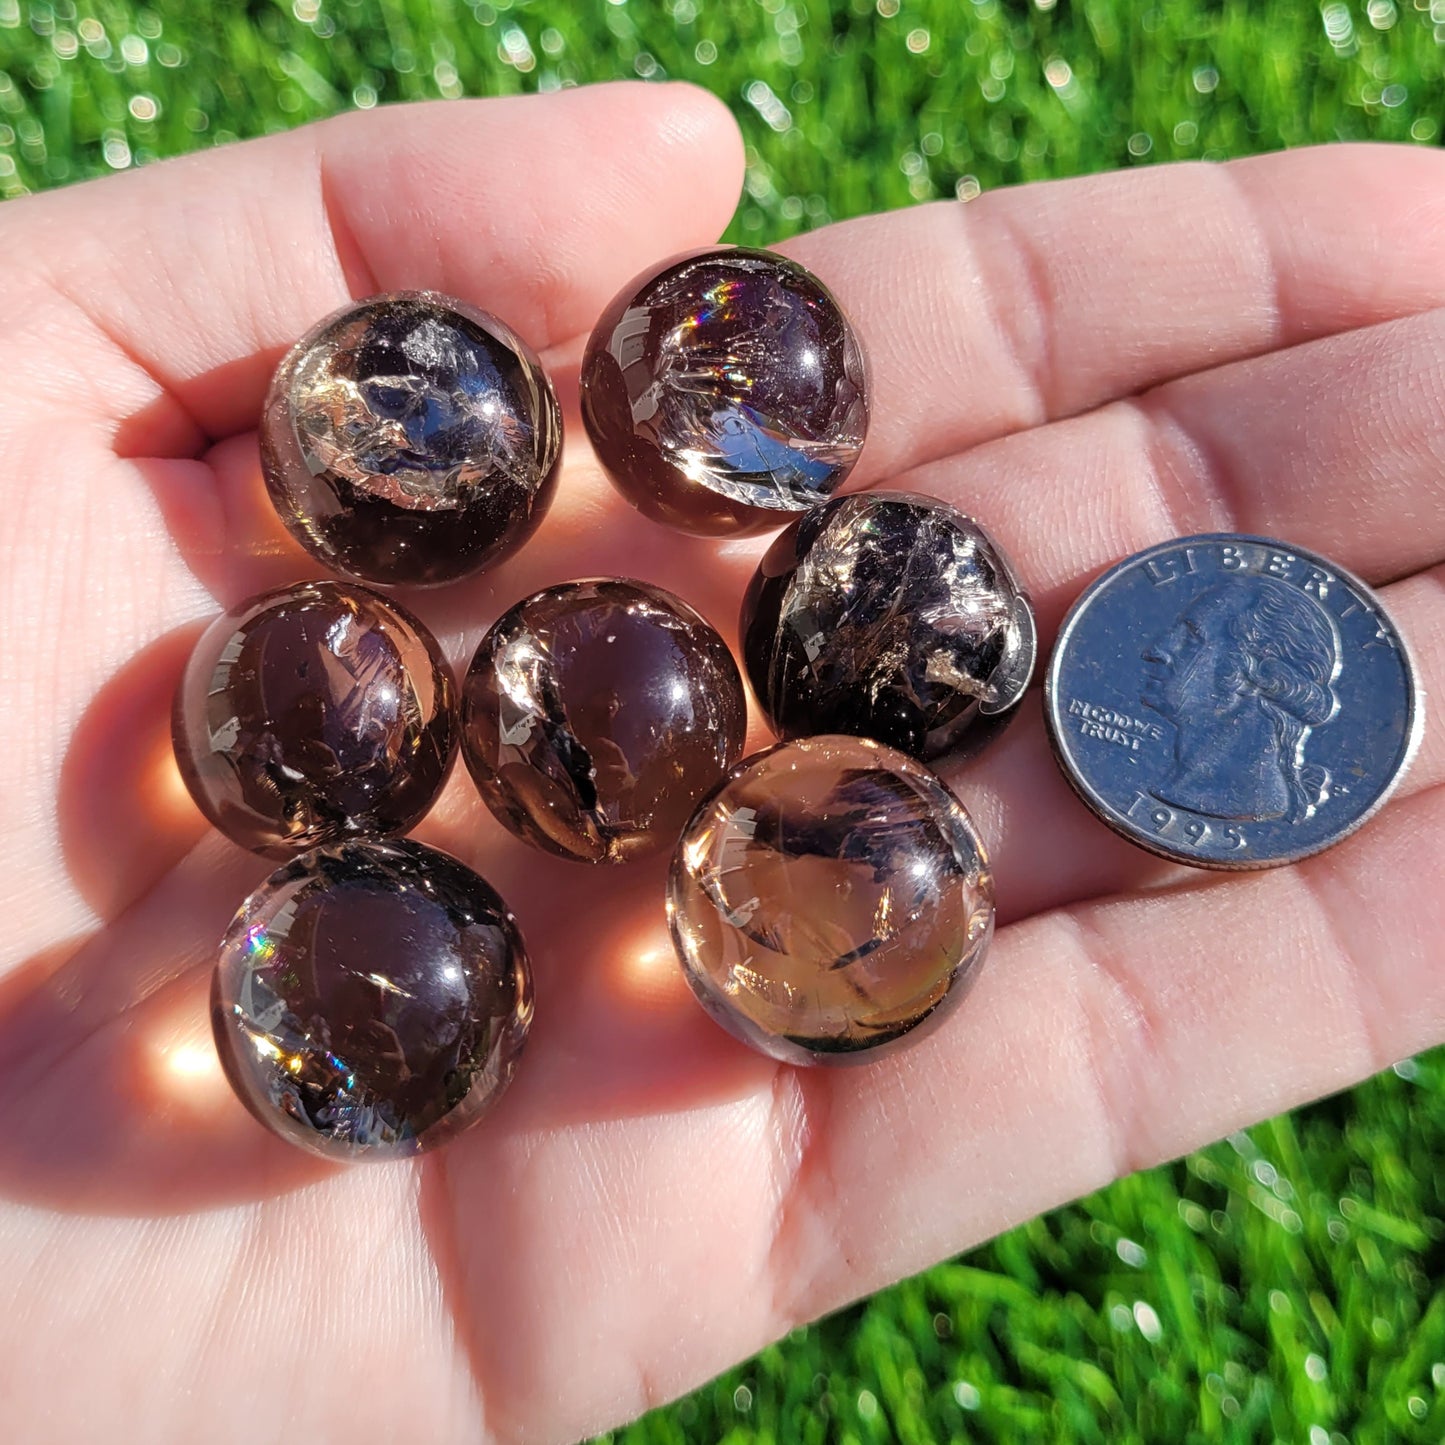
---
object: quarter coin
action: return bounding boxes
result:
[1044,534,1423,869]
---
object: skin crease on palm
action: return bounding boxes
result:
[3,77,1445,1443]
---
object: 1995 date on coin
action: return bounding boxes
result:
[1044,534,1423,870]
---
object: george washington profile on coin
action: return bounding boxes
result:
[1045,534,1419,869]
[1140,576,1342,824]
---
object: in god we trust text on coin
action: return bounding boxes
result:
[1044,534,1424,869]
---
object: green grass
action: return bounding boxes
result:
[2,0,1443,227]
[611,1060,1445,1443]
[3,0,1445,1439]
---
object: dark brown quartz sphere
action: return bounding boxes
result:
[260,290,562,586]
[173,579,455,857]
[741,493,1037,762]
[213,839,532,1160]
[580,247,868,537]
[462,579,748,863]
[669,736,993,1065]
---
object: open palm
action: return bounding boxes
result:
[2,82,1443,1442]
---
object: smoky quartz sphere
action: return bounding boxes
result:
[669,736,994,1064]
[742,493,1037,762]
[581,247,868,537]
[173,579,455,857]
[261,290,562,586]
[462,579,748,863]
[213,839,532,1160]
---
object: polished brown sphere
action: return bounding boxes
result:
[461,579,748,863]
[173,579,455,856]
[742,492,1037,761]
[581,247,868,537]
[669,736,993,1064]
[213,839,532,1160]
[260,290,562,586]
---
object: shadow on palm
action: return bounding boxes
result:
[0,362,776,1216]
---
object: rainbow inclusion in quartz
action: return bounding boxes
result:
[213,839,532,1159]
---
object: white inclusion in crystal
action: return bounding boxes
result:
[209,715,242,751]
[671,408,841,508]
[495,635,544,746]
[208,634,246,697]
[613,308,659,404]
[268,895,302,943]
[721,894,761,928]
[238,970,288,1033]
[365,972,416,999]
[498,700,536,747]
[244,1027,283,1061]
[327,1088,401,1147]
[731,957,796,1005]
[872,887,893,939]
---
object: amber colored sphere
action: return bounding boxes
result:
[580,247,868,537]
[461,579,748,863]
[212,840,532,1160]
[173,579,456,857]
[260,290,562,586]
[741,492,1038,762]
[669,736,993,1064]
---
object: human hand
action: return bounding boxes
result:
[1,81,1442,1442]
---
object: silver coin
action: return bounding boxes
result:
[1044,534,1424,870]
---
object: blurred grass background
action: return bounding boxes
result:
[3,0,1444,1439]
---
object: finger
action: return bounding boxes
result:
[0,835,284,1204]
[0,908,466,1439]
[12,582,1436,1444]
[0,85,744,968]
[49,303,1445,948]
[1,83,744,445]
[372,673,1445,1441]
[185,346,751,610]
[778,144,1445,486]
[408,564,1445,1441]
[824,306,1445,924]
[0,443,210,967]
[763,776,1445,1342]
[899,305,1445,635]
